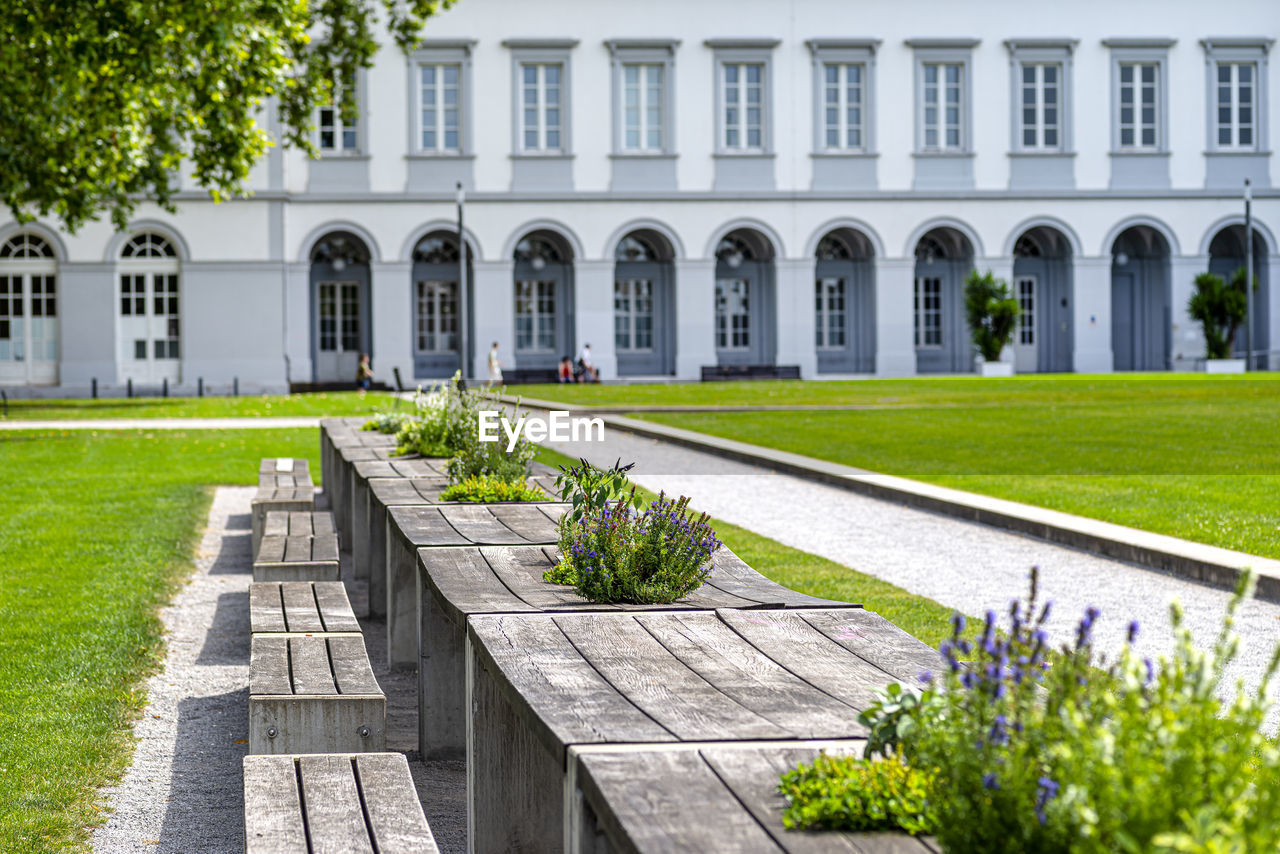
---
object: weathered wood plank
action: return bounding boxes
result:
[249,583,289,634]
[313,582,361,633]
[311,532,339,563]
[418,548,537,623]
[575,748,784,854]
[636,614,862,736]
[489,503,562,543]
[709,549,855,609]
[480,546,620,611]
[242,755,308,854]
[800,610,940,686]
[437,505,529,545]
[249,636,292,696]
[389,506,469,548]
[297,754,374,854]
[329,635,383,696]
[279,582,325,634]
[717,610,896,723]
[257,536,287,563]
[554,613,789,742]
[263,511,290,540]
[283,535,311,563]
[354,753,441,853]
[289,636,337,696]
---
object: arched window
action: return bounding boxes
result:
[0,232,59,383]
[118,231,181,382]
[615,234,660,263]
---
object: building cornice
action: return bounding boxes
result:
[905,38,980,49]
[501,38,579,50]
[805,38,881,54]
[703,38,781,50]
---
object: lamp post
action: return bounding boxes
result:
[457,181,469,381]
[1244,178,1253,371]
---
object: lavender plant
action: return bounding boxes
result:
[562,493,722,604]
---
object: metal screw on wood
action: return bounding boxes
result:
[359,726,371,739]
[267,727,277,739]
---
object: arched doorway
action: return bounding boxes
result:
[411,231,473,379]
[913,227,973,373]
[118,231,181,385]
[1012,227,1074,373]
[814,228,875,374]
[1110,226,1170,371]
[714,229,776,366]
[513,230,574,371]
[613,230,676,376]
[0,232,59,385]
[1207,225,1269,368]
[310,231,372,384]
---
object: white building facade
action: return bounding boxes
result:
[3,0,1278,390]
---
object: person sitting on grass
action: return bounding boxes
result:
[577,342,599,383]
[558,355,574,383]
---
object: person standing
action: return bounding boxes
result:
[355,353,373,393]
[578,342,598,383]
[487,341,504,387]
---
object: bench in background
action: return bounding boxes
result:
[700,364,802,381]
[252,458,316,556]
[249,581,361,636]
[253,512,340,582]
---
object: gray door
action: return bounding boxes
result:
[412,258,474,379]
[914,261,968,373]
[1111,259,1168,371]
[312,263,371,384]
[513,261,573,371]
[815,258,874,374]
[614,261,674,376]
[715,260,775,366]
[1013,256,1073,373]
[1111,272,1135,371]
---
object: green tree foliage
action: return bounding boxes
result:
[3,0,454,232]
[963,269,1022,362]
[1188,267,1257,359]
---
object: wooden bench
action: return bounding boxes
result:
[331,442,398,547]
[465,607,937,852]
[252,459,316,556]
[318,417,362,502]
[250,581,361,636]
[348,457,450,594]
[569,740,939,853]
[249,634,386,754]
[382,502,568,671]
[416,544,850,760]
[243,753,438,853]
[254,512,340,582]
[503,367,559,384]
[700,364,802,381]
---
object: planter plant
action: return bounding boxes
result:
[963,270,1021,375]
[1189,267,1257,371]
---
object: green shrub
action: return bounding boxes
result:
[1189,267,1257,359]
[393,382,460,457]
[842,568,1280,854]
[445,407,536,484]
[363,411,410,434]
[439,475,545,503]
[780,751,939,836]
[551,493,721,604]
[963,269,1021,362]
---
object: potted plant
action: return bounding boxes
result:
[963,270,1021,377]
[1188,267,1256,374]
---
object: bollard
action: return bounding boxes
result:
[127,378,133,398]
[162,377,168,398]
[198,377,204,397]
[233,377,239,397]
[91,378,98,399]
[1,390,7,418]
[393,366,404,392]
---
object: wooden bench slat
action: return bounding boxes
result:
[354,754,440,852]
[298,755,375,854]
[438,505,530,545]
[311,534,340,563]
[249,636,292,696]
[329,636,383,696]
[489,504,562,543]
[799,610,942,686]
[479,546,618,612]
[421,548,540,621]
[279,583,325,634]
[554,614,790,742]
[311,512,335,537]
[258,536,287,563]
[263,512,290,540]
[290,636,338,695]
[249,584,289,634]
[716,610,894,725]
[709,550,852,608]
[390,506,469,548]
[242,755,309,854]
[283,535,311,563]
[313,583,362,633]
[636,613,864,736]
[286,511,313,537]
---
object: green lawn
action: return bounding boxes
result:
[0,428,319,853]
[0,391,403,421]
[534,447,964,649]
[520,375,1280,558]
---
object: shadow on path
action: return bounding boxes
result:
[196,590,250,665]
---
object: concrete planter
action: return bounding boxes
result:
[1204,359,1246,374]
[978,361,1015,377]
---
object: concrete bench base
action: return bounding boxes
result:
[243,753,438,853]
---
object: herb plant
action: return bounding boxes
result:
[780,751,939,836]
[439,475,545,504]
[363,410,410,434]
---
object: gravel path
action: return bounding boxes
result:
[546,430,1280,720]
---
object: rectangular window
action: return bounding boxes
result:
[914,277,942,348]
[0,276,12,361]
[722,63,764,150]
[120,274,145,316]
[1118,62,1159,148]
[318,73,359,153]
[1017,276,1036,345]
[416,280,458,352]
[339,283,359,351]
[815,278,846,349]
[419,64,461,152]
[1020,63,1061,150]
[622,64,665,152]
[822,63,865,149]
[520,63,563,152]
[715,278,751,349]
[515,280,556,351]
[614,279,654,352]
[922,63,963,150]
[1216,62,1256,149]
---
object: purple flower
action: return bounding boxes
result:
[982,773,1000,790]
[1035,777,1059,825]
[918,670,934,684]
[1127,620,1140,644]
[989,715,1010,746]
[1143,657,1155,684]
